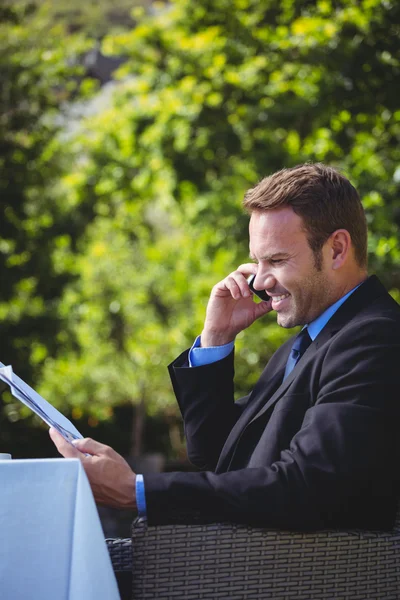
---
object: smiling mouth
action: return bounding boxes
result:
[270,293,290,309]
[271,293,290,302]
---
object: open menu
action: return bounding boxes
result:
[0,362,83,445]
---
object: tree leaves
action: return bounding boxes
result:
[2,0,399,453]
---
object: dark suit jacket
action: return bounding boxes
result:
[144,276,400,530]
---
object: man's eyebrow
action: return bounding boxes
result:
[249,252,290,261]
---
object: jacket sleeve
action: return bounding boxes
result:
[168,348,246,470]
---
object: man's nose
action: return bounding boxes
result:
[254,271,275,291]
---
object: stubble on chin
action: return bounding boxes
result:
[276,312,297,329]
[276,304,306,329]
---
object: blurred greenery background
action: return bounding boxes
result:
[1,0,400,471]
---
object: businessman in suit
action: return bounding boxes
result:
[51,163,400,530]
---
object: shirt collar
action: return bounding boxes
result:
[306,283,362,341]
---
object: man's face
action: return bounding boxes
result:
[249,208,335,328]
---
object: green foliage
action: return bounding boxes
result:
[6,0,148,38]
[0,2,92,425]
[44,0,399,411]
[2,0,400,454]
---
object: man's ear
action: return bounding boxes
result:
[329,229,352,269]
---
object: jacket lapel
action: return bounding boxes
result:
[215,365,287,471]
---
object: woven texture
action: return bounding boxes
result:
[106,537,132,572]
[131,508,400,599]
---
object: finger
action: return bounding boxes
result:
[49,427,83,459]
[72,437,112,457]
[236,263,258,276]
[226,270,256,299]
[234,264,259,296]
[224,275,245,299]
[213,264,256,297]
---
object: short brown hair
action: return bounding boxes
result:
[243,163,368,269]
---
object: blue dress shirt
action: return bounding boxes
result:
[135,284,361,516]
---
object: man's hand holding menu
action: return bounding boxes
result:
[49,428,137,510]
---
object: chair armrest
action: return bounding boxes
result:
[105,537,132,572]
[131,517,400,599]
[106,537,132,600]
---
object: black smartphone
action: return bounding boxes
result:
[247,274,270,302]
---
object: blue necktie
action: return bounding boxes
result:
[284,328,312,379]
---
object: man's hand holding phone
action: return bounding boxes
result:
[200,264,272,348]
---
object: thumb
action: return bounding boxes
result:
[72,437,109,456]
[254,299,272,320]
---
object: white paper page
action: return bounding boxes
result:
[0,362,83,442]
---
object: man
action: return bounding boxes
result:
[51,163,400,530]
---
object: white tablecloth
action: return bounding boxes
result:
[0,458,120,600]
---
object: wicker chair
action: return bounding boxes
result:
[107,507,400,600]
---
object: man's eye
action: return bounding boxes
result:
[270,259,283,264]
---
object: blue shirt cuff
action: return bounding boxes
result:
[189,335,234,367]
[135,474,147,517]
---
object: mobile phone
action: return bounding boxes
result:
[247,274,270,302]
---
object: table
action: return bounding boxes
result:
[0,458,121,600]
